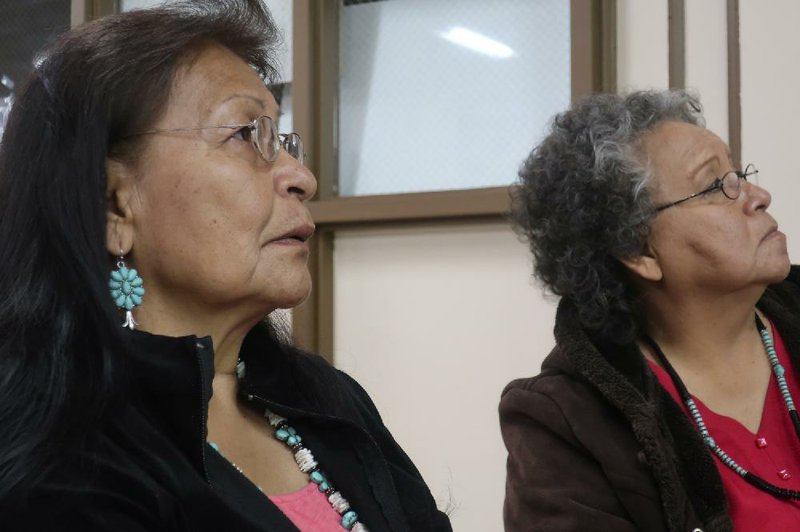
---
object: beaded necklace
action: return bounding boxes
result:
[645,314,800,500]
[209,363,368,531]
[267,410,368,531]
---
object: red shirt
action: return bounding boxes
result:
[649,323,800,531]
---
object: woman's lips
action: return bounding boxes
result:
[269,237,309,246]
[762,225,785,242]
[267,223,315,246]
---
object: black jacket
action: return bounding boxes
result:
[7,324,451,531]
[500,266,800,532]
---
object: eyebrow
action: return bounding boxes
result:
[687,149,733,183]
[685,155,715,181]
[220,93,267,108]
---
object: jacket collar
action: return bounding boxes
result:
[123,322,323,416]
[545,298,735,530]
[120,323,368,473]
[235,323,315,411]
[235,324,372,425]
[123,328,215,478]
[120,324,413,531]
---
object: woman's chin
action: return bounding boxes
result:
[268,284,313,312]
[754,255,792,287]
[774,257,793,283]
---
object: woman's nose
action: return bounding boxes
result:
[743,180,771,213]
[272,150,318,201]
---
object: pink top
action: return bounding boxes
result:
[268,482,343,531]
[649,322,800,530]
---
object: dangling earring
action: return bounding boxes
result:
[109,251,145,330]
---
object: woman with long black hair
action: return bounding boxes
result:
[0,2,450,530]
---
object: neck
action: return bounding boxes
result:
[134,295,270,379]
[641,285,765,368]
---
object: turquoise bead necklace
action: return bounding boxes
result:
[265,410,366,531]
[209,363,367,531]
[646,313,800,500]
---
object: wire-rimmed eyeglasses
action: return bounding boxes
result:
[655,163,759,212]
[131,115,304,165]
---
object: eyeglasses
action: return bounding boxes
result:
[655,163,759,212]
[131,115,304,165]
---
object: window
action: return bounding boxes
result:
[339,0,571,196]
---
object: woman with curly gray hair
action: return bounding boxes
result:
[500,89,800,531]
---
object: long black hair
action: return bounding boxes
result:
[0,0,280,502]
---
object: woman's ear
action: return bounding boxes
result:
[617,245,663,283]
[105,158,136,256]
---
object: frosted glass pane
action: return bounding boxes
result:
[339,0,570,196]
[120,0,161,10]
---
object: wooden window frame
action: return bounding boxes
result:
[71,0,117,26]
[726,0,741,168]
[290,0,617,355]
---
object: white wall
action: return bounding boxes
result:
[333,223,556,531]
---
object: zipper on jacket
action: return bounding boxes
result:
[194,339,212,487]
[244,392,381,447]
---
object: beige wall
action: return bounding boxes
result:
[617,0,730,139]
[740,0,800,260]
[617,0,669,91]
[331,2,800,531]
[333,223,555,531]
[685,0,729,142]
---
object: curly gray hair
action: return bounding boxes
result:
[512,89,704,342]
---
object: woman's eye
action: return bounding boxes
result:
[231,126,253,142]
[701,178,724,195]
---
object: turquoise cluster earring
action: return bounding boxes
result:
[109,254,145,330]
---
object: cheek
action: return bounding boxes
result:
[141,167,271,236]
[140,176,209,238]
[690,215,747,253]
[684,223,758,282]
[653,215,741,265]
[132,147,280,279]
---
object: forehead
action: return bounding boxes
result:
[163,43,278,123]
[642,121,729,190]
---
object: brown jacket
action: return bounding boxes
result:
[500,267,800,532]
